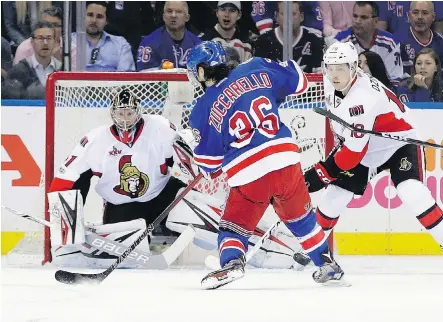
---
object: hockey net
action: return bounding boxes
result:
[13,69,331,264]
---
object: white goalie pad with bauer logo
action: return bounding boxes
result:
[48,190,152,268]
[167,189,303,269]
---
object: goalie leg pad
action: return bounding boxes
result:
[249,219,302,269]
[166,189,225,250]
[48,190,86,246]
[82,219,150,269]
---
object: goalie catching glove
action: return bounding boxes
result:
[174,129,222,181]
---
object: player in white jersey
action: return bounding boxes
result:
[47,88,311,270]
[295,42,443,267]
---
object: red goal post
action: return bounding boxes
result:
[43,70,333,264]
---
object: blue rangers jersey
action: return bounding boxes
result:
[395,27,443,75]
[189,57,308,187]
[137,27,201,71]
[377,1,443,35]
[334,27,404,83]
[251,1,322,35]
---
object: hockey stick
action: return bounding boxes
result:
[204,220,282,269]
[54,173,204,285]
[314,107,443,149]
[1,205,53,227]
[1,205,195,269]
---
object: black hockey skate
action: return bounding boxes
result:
[312,252,350,287]
[201,255,246,290]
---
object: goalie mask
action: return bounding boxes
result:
[110,89,142,132]
[323,42,359,92]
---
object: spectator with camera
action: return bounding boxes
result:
[2,22,62,99]
[394,1,443,76]
[334,1,404,84]
[200,1,252,63]
[254,1,324,73]
[137,1,200,71]
[397,48,442,102]
[73,1,134,72]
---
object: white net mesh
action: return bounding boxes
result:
[53,70,325,201]
[43,69,327,261]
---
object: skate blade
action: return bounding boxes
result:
[321,278,352,287]
[201,269,244,290]
[291,262,307,271]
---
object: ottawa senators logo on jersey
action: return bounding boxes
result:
[399,157,412,171]
[349,105,364,117]
[113,155,149,198]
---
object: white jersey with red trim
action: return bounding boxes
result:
[324,69,418,169]
[51,115,177,205]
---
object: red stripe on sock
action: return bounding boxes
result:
[220,239,246,253]
[300,229,325,251]
[315,209,339,231]
[417,205,443,229]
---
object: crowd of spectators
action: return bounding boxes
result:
[1,1,442,102]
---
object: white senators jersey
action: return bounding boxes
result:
[53,115,177,205]
[324,70,417,169]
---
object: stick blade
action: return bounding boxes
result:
[55,270,103,285]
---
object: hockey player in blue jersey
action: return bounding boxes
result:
[186,41,346,289]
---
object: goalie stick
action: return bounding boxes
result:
[314,107,443,149]
[51,173,204,285]
[1,205,195,269]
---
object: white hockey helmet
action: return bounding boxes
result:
[323,42,359,91]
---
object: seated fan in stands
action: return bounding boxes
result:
[47,86,305,269]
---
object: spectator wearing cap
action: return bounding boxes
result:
[200,1,252,63]
[137,1,201,71]
[72,1,135,72]
[13,6,76,67]
[3,22,62,99]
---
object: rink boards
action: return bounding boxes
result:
[1,102,443,256]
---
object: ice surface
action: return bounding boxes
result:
[2,256,443,322]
